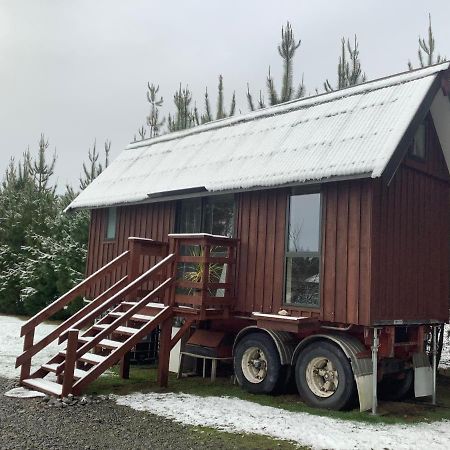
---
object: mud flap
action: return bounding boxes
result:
[352,358,373,412]
[413,352,433,398]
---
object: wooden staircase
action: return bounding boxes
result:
[15,234,237,397]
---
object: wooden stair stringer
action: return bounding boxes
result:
[72,305,173,394]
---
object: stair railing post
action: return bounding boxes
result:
[128,239,142,285]
[201,242,211,315]
[20,329,35,381]
[166,237,177,307]
[62,329,79,397]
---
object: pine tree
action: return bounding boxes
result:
[408,14,445,70]
[0,137,92,317]
[247,21,304,110]
[324,36,366,92]
[167,84,197,132]
[79,140,110,190]
[146,83,165,138]
[27,134,57,194]
[201,75,236,124]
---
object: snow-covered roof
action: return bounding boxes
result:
[68,63,450,210]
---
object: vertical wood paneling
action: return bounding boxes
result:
[371,121,449,323]
[263,194,276,313]
[235,189,287,314]
[254,192,268,312]
[358,181,372,325]
[86,202,175,298]
[272,192,287,313]
[335,183,349,323]
[346,186,361,324]
[322,187,338,322]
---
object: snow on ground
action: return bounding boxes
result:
[440,324,450,369]
[0,314,62,379]
[116,392,450,450]
[0,313,449,448]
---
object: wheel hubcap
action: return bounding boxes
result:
[241,346,268,384]
[305,357,339,398]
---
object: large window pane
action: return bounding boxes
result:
[285,193,321,307]
[285,256,320,306]
[204,195,234,237]
[288,194,320,252]
[105,207,117,240]
[177,198,202,233]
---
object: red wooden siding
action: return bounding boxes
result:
[84,115,448,326]
[321,180,373,325]
[86,202,175,298]
[371,121,449,324]
[234,189,290,315]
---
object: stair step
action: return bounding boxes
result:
[59,351,106,365]
[93,324,140,336]
[121,301,165,309]
[79,336,122,350]
[79,352,107,365]
[22,378,62,396]
[109,312,154,322]
[42,363,89,380]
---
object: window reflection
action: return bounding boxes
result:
[285,193,321,307]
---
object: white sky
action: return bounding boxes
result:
[1,0,450,190]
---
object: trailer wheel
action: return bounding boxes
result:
[295,341,356,410]
[378,369,414,401]
[234,333,281,394]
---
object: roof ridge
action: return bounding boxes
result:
[126,61,449,151]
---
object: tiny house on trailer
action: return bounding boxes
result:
[16,63,450,412]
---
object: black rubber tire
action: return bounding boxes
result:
[378,369,414,401]
[295,341,356,410]
[234,333,282,394]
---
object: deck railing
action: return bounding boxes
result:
[168,233,238,314]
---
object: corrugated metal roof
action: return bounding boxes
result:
[68,62,450,210]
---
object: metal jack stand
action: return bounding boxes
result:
[371,327,381,415]
[432,325,438,405]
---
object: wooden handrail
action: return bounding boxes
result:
[57,254,175,374]
[72,277,173,364]
[16,276,129,368]
[20,250,130,337]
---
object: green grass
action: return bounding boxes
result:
[87,366,450,426]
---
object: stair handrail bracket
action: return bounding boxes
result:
[168,233,238,313]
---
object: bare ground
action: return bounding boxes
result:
[0,378,294,450]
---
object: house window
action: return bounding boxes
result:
[285,193,321,307]
[176,195,235,237]
[409,121,427,160]
[105,207,117,240]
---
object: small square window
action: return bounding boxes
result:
[105,207,117,240]
[410,122,427,160]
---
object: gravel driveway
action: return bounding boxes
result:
[0,378,263,450]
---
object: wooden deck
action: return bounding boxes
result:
[16,234,237,397]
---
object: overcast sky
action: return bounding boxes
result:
[1,0,450,190]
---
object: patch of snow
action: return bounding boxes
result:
[440,324,450,369]
[0,315,62,379]
[4,386,46,398]
[116,392,450,450]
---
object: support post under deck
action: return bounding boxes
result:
[371,328,380,415]
[432,325,437,405]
